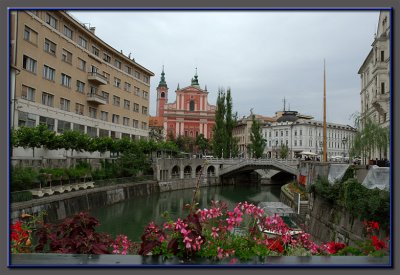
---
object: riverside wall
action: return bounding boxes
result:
[10,177,221,223]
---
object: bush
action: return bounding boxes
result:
[10,167,39,191]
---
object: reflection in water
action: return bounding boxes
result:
[91,184,281,242]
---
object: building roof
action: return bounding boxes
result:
[149,116,164,127]
[276,111,299,122]
[157,66,168,88]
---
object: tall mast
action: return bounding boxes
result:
[323,60,327,162]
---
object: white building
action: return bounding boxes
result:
[358,10,390,159]
[262,111,357,159]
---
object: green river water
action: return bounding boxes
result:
[90,183,282,242]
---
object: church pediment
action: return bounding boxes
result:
[178,86,208,94]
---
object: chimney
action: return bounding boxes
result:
[89,27,96,34]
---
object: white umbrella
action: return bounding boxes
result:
[299,151,317,156]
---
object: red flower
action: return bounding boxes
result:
[268,239,284,253]
[371,235,387,250]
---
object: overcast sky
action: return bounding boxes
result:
[70,10,380,126]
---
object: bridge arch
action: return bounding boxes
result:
[207,165,216,176]
[171,165,180,179]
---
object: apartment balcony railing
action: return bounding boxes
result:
[86,92,107,105]
[88,72,108,85]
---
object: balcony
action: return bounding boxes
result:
[371,93,390,115]
[86,92,107,105]
[87,72,108,85]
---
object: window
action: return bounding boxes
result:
[41,92,54,107]
[269,131,271,137]
[75,103,84,115]
[124,99,130,110]
[286,130,288,136]
[275,131,278,137]
[87,126,97,137]
[92,46,99,56]
[18,111,36,127]
[124,82,131,92]
[62,49,72,63]
[190,100,195,111]
[381,51,385,62]
[45,13,57,29]
[91,65,98,73]
[114,59,122,69]
[299,140,302,146]
[294,140,297,146]
[63,25,73,39]
[21,85,35,101]
[22,55,37,73]
[133,103,139,112]
[44,39,56,55]
[61,73,71,88]
[78,36,87,49]
[100,111,108,121]
[43,65,55,81]
[134,71,140,79]
[123,117,129,126]
[60,98,70,111]
[381,82,385,94]
[112,114,120,124]
[39,116,55,130]
[143,75,149,83]
[114,77,121,88]
[89,107,97,119]
[90,86,98,95]
[76,80,85,93]
[125,65,132,74]
[142,122,147,130]
[99,129,109,137]
[143,91,149,100]
[73,123,85,133]
[57,120,71,133]
[101,91,109,103]
[23,26,38,44]
[280,131,283,137]
[133,119,139,128]
[300,130,302,136]
[103,71,110,82]
[78,58,86,71]
[134,86,140,96]
[103,53,111,63]
[294,130,297,136]
[142,106,148,115]
[113,96,120,106]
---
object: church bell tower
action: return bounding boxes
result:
[156,66,168,117]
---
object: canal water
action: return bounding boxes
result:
[90,183,282,242]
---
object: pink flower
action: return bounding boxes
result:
[211,227,219,238]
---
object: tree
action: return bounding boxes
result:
[279,144,289,159]
[212,89,227,158]
[249,114,265,158]
[61,130,91,157]
[349,114,390,163]
[195,134,209,155]
[15,124,52,157]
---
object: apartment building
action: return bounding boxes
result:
[232,114,275,158]
[10,10,154,143]
[262,110,357,159]
[358,10,390,160]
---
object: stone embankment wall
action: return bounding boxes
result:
[11,177,221,223]
[305,193,384,245]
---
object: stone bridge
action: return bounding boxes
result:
[213,159,298,177]
[152,158,298,181]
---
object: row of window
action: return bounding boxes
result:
[22,85,148,121]
[265,128,351,139]
[18,111,148,134]
[267,139,348,149]
[22,53,149,101]
[28,12,150,84]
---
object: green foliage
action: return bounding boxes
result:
[249,114,265,158]
[279,144,289,159]
[212,88,239,158]
[310,177,390,230]
[349,115,389,162]
[195,134,209,155]
[10,166,39,191]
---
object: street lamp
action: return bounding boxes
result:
[342,137,348,158]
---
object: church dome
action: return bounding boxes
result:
[276,111,299,122]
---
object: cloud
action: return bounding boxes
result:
[70,10,380,125]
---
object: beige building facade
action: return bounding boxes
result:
[358,11,390,159]
[10,10,154,143]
